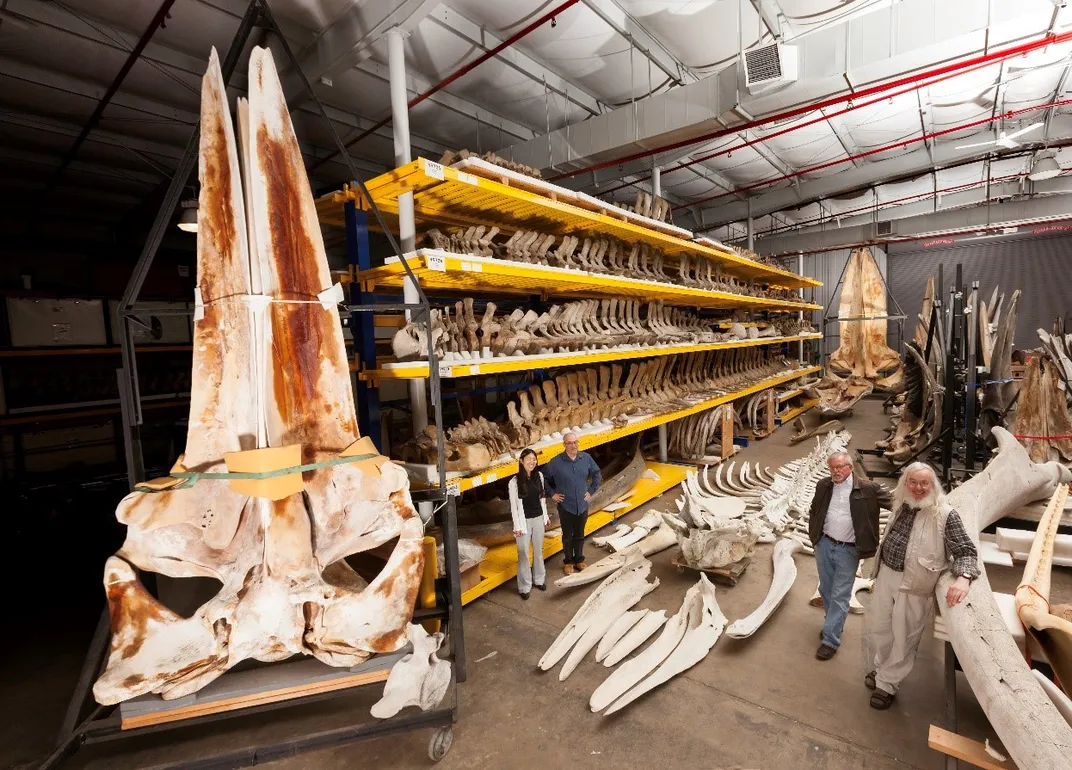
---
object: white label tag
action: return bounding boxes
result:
[466,365,479,376]
[317,282,345,309]
[446,481,460,497]
[485,473,497,483]
[438,362,452,377]
[423,159,445,180]
[457,172,478,185]
[426,254,447,272]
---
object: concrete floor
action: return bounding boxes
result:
[7,398,1071,769]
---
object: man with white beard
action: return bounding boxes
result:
[864,462,979,710]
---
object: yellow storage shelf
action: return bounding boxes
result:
[430,365,821,495]
[778,397,820,423]
[357,251,820,313]
[365,333,823,381]
[460,460,689,605]
[318,158,821,290]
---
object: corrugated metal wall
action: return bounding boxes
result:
[775,246,892,363]
[887,233,1071,351]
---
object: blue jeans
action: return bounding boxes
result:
[816,535,859,649]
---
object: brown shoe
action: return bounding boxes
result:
[865,671,876,690]
[575,561,586,572]
[816,644,837,660]
[563,564,575,575]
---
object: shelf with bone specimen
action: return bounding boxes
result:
[320,157,820,291]
[398,347,821,494]
[379,295,819,379]
[358,250,818,315]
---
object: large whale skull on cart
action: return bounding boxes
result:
[93,48,424,705]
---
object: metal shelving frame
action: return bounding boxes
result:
[45,1,465,768]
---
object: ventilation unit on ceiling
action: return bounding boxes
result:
[742,43,798,93]
[877,221,893,237]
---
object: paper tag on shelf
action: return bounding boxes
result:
[457,172,478,185]
[438,362,453,377]
[445,481,460,497]
[459,261,482,273]
[485,473,497,483]
[426,253,447,272]
[423,159,444,180]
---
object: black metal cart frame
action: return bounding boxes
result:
[45,1,465,766]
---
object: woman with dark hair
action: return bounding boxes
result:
[508,448,549,599]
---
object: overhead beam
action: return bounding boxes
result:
[754,186,1072,254]
[281,0,439,104]
[5,0,442,168]
[748,0,785,40]
[427,6,604,117]
[685,116,1072,227]
[580,0,698,85]
[0,146,160,185]
[818,108,861,168]
[355,59,536,141]
[0,56,197,124]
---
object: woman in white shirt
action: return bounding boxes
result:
[508,448,549,599]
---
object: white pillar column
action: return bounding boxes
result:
[387,27,428,435]
[653,162,669,462]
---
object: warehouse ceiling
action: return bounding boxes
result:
[2,0,1071,249]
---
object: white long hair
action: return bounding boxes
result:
[892,461,948,514]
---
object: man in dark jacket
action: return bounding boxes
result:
[544,432,602,575]
[808,451,882,660]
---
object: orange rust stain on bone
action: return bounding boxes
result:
[373,547,423,604]
[389,490,417,521]
[189,80,243,447]
[257,113,356,456]
[106,573,172,661]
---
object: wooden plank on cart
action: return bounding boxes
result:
[119,654,402,730]
[927,725,1018,770]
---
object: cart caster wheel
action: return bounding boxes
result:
[428,726,454,762]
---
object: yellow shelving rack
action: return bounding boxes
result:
[323,155,823,606]
[365,333,823,382]
[319,157,821,290]
[357,251,819,312]
[427,365,821,496]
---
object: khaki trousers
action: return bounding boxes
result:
[868,563,932,695]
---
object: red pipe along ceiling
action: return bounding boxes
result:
[549,28,1072,184]
[758,216,1072,258]
[308,0,580,173]
[751,172,1033,238]
[597,59,1000,196]
[676,97,1072,213]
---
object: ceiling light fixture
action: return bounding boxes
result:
[1028,154,1062,181]
[177,199,198,232]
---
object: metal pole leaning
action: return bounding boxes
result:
[116,0,262,486]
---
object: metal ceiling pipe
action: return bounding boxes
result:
[681,97,1072,214]
[547,27,1072,183]
[46,0,177,191]
[598,61,991,197]
[309,0,580,173]
[756,173,1032,238]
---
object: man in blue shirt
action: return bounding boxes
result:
[544,432,602,575]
